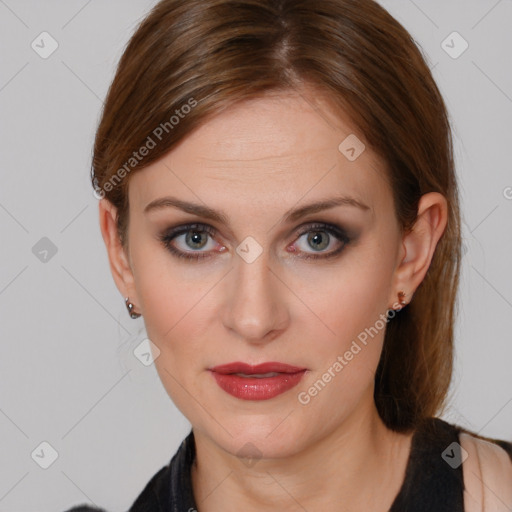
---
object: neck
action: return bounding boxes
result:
[190,399,414,512]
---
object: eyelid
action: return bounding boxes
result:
[291,222,351,260]
[158,223,219,261]
[158,220,352,260]
[159,221,348,243]
[294,221,348,239]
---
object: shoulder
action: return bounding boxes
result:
[459,427,512,464]
[456,425,512,511]
[390,416,511,511]
[425,417,512,467]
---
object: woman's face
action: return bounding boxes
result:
[116,89,406,458]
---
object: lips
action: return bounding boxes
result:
[209,361,307,400]
[209,361,306,375]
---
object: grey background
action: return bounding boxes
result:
[0,0,511,510]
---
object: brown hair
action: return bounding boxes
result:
[91,0,462,432]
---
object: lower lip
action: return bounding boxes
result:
[210,370,307,400]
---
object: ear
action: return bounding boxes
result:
[98,199,139,307]
[389,192,448,307]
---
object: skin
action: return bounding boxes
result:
[99,86,448,511]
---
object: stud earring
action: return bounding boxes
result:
[397,291,407,307]
[125,297,141,319]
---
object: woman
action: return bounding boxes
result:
[67,0,512,510]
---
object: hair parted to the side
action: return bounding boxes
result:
[91,0,462,433]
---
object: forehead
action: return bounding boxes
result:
[129,90,391,217]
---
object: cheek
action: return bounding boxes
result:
[296,242,394,344]
[293,242,396,393]
[130,238,220,370]
[133,258,212,417]
[130,227,194,321]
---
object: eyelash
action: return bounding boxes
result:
[158,222,351,261]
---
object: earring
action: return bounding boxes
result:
[397,291,407,307]
[125,297,141,319]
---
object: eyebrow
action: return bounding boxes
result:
[143,195,371,224]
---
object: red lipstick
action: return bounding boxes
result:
[209,361,307,400]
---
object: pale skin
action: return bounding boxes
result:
[99,87,448,511]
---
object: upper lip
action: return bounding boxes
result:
[209,361,306,375]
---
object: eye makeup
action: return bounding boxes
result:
[157,220,357,262]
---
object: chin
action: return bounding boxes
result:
[208,414,309,460]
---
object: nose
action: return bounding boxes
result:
[221,247,290,345]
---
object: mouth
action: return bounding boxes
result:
[208,361,307,400]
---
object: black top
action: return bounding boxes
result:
[65,417,512,512]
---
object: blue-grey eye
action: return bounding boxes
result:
[183,230,210,250]
[303,231,331,251]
